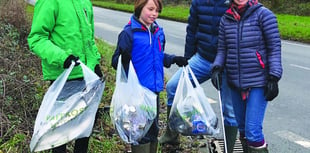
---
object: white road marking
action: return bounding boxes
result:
[274,130,310,148]
[290,64,310,71]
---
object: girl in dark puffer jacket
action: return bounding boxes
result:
[211,0,282,152]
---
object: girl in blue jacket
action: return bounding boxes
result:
[211,0,282,152]
[111,0,187,152]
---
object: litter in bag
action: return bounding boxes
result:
[169,66,219,136]
[30,61,105,152]
[110,56,157,145]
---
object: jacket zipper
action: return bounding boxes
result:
[149,28,157,91]
[256,51,265,69]
[240,21,244,40]
[148,28,152,45]
[237,21,241,88]
[83,8,90,64]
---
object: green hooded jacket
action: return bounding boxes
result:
[28,0,100,80]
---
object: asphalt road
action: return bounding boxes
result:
[93,7,310,153]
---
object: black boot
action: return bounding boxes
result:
[240,137,248,153]
[150,141,158,153]
[225,125,238,153]
[158,106,179,145]
[131,142,151,153]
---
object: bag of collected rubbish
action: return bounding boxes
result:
[30,61,105,152]
[169,66,219,136]
[110,56,157,145]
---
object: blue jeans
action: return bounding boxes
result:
[166,53,237,127]
[231,87,267,145]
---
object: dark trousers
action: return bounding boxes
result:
[52,137,90,153]
[139,94,160,144]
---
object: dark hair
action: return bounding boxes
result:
[134,0,162,17]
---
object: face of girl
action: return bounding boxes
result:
[139,0,159,27]
[233,0,249,5]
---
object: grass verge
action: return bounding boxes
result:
[277,14,310,43]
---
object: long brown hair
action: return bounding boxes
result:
[134,0,162,17]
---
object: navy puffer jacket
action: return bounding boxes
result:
[185,0,228,62]
[213,3,282,90]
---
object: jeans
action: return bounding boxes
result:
[230,87,267,145]
[166,53,237,127]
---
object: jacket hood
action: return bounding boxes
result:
[225,3,263,21]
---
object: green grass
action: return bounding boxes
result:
[92,0,310,43]
[160,5,189,22]
[92,1,134,13]
[26,4,34,14]
[95,38,117,107]
[92,1,189,22]
[277,14,310,43]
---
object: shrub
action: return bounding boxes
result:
[0,0,31,44]
[0,21,47,152]
[0,0,45,151]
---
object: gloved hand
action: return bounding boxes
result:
[211,66,223,90]
[94,64,103,78]
[173,56,188,67]
[264,75,279,101]
[63,55,79,68]
[121,51,131,64]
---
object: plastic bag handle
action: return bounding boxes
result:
[185,66,200,88]
[78,60,100,85]
[116,56,140,85]
[116,56,123,83]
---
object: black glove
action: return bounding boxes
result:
[121,51,131,64]
[94,64,103,78]
[64,55,79,68]
[173,56,188,67]
[211,66,223,90]
[264,75,279,101]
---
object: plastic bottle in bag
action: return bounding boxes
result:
[192,115,207,134]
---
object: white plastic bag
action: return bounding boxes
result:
[110,56,157,145]
[30,61,105,152]
[169,66,219,136]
